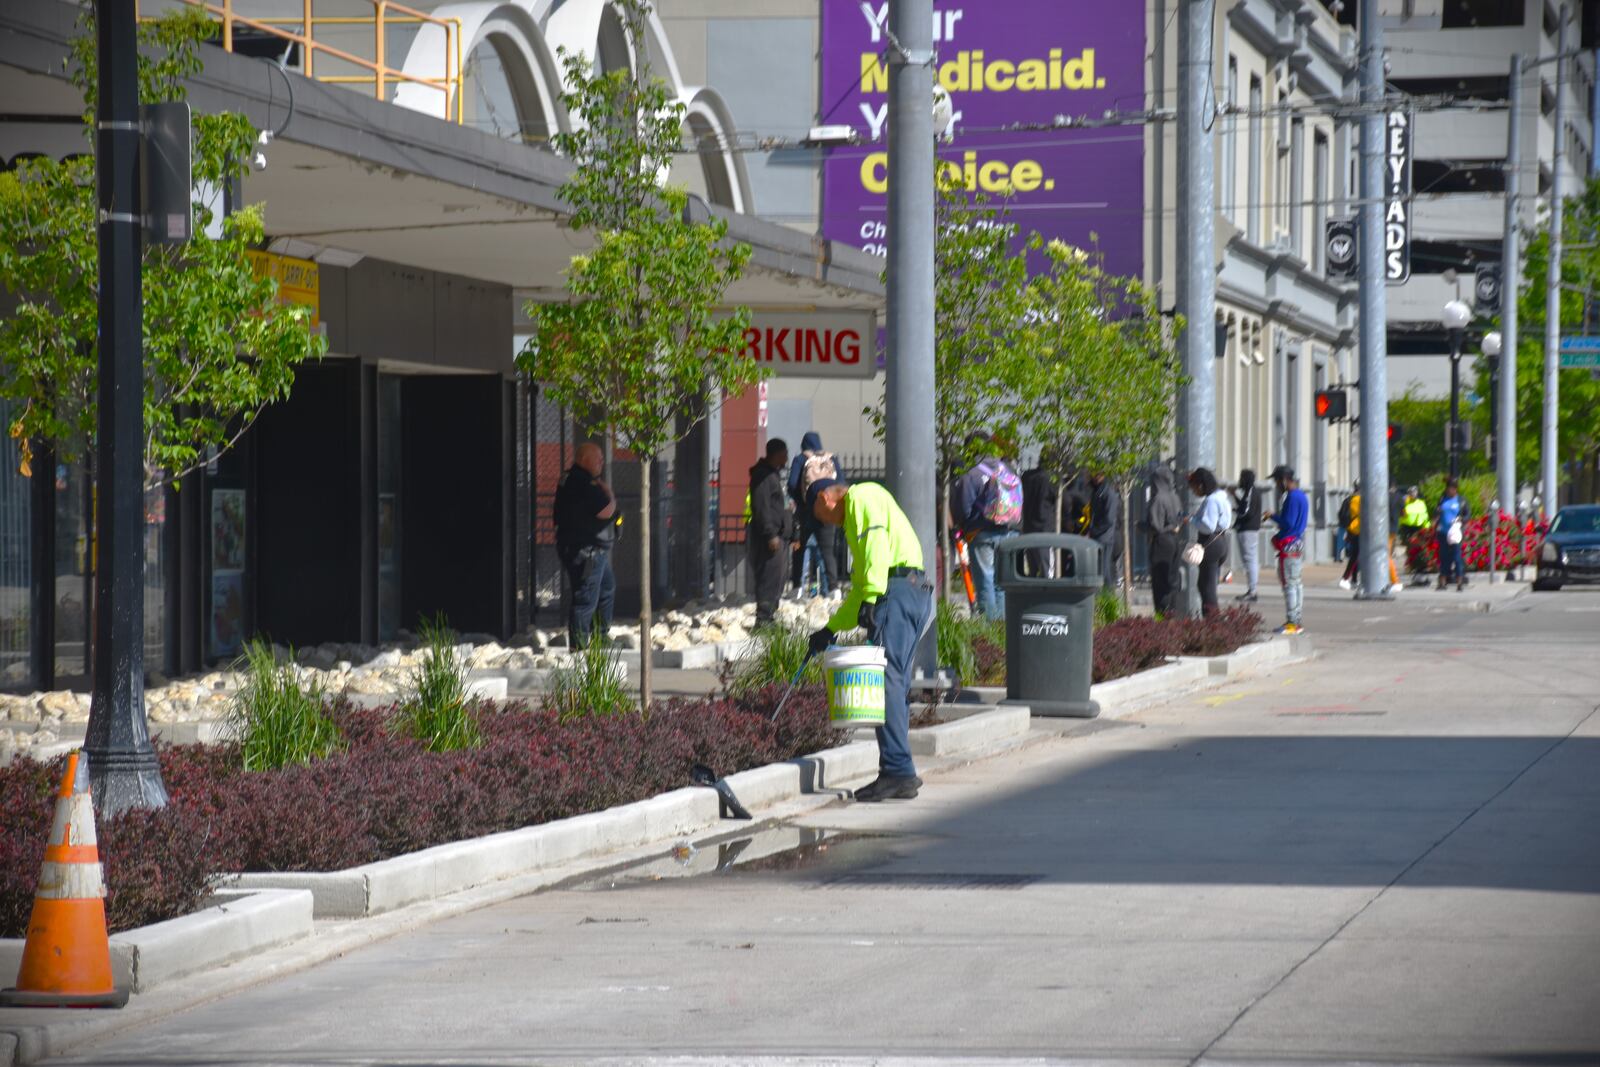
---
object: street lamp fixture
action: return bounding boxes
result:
[1482,330,1502,358]
[1443,299,1471,480]
[1481,330,1504,582]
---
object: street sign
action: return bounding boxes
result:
[1558,335,1600,354]
[1384,109,1412,284]
[1473,263,1502,315]
[1325,217,1356,281]
[1559,351,1600,369]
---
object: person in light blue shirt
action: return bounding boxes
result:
[1436,480,1470,590]
[1187,467,1233,616]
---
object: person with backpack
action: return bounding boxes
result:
[786,432,843,598]
[950,434,1022,619]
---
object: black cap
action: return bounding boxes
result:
[805,477,845,512]
[1269,465,1295,482]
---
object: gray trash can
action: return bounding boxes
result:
[996,534,1102,717]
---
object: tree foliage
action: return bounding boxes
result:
[517,0,759,709]
[0,7,323,488]
[1473,175,1600,503]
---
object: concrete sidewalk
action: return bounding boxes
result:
[41,590,1600,1066]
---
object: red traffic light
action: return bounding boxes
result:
[1387,422,1402,442]
[1314,389,1348,420]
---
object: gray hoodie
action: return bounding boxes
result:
[1145,467,1183,538]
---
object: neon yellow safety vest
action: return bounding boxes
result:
[827,482,924,633]
[1403,497,1430,528]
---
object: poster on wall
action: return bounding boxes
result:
[209,489,246,658]
[819,1,1145,281]
[211,489,246,570]
[209,571,245,657]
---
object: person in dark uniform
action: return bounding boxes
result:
[1021,465,1059,575]
[1142,466,1184,617]
[747,438,793,624]
[1087,472,1120,587]
[553,442,618,649]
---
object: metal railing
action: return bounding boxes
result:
[139,0,464,123]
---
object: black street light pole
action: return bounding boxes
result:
[86,0,168,815]
[1442,299,1471,484]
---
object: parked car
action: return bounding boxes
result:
[1534,505,1600,590]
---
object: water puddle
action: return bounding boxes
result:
[573,824,917,891]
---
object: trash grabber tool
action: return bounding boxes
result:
[768,654,815,722]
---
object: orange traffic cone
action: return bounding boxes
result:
[0,750,128,1008]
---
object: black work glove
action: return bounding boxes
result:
[807,627,833,657]
[856,600,877,634]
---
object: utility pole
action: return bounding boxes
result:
[1175,0,1216,617]
[1541,3,1569,515]
[883,0,936,666]
[1356,0,1392,599]
[86,0,168,814]
[1499,53,1521,522]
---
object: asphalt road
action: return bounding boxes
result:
[51,586,1600,1066]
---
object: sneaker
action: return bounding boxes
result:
[1387,582,1404,594]
[1338,578,1352,590]
[1237,591,1258,603]
[853,774,922,802]
[1273,622,1302,635]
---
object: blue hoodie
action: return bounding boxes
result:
[1270,487,1309,549]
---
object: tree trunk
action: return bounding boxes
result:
[1120,484,1133,616]
[937,474,953,604]
[638,457,653,713]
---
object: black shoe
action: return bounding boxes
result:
[1237,591,1258,603]
[853,774,922,802]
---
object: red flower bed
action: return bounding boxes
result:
[970,606,1261,686]
[0,693,841,938]
[1404,515,1549,574]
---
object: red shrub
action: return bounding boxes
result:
[1405,515,1549,574]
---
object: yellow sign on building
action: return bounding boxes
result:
[245,250,320,325]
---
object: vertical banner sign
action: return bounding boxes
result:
[820,2,1145,281]
[1384,109,1411,284]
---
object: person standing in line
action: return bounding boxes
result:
[1142,465,1184,618]
[786,432,842,598]
[806,478,934,802]
[1267,465,1308,634]
[1020,463,1059,576]
[746,438,794,625]
[950,434,1022,619]
[1187,467,1233,617]
[1232,468,1263,603]
[553,441,619,650]
[1339,482,1359,589]
[1087,472,1121,588]
[1398,485,1431,581]
[1436,479,1469,591]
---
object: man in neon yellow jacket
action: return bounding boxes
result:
[805,478,935,801]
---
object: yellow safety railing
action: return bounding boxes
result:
[138,0,464,123]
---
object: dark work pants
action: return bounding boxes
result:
[1095,534,1120,587]
[750,536,790,623]
[1198,535,1229,617]
[564,548,615,649]
[1148,533,1179,616]
[867,576,936,778]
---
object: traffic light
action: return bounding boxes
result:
[1314,389,1348,420]
[1388,422,1402,442]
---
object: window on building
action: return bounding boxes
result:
[1441,0,1524,28]
[1248,74,1263,244]
[1313,131,1329,273]
[1542,80,1556,117]
[1389,76,1510,102]
[1319,0,1357,27]
[1290,119,1305,256]
[1413,158,1508,193]
[1222,55,1238,221]
[1544,1,1560,38]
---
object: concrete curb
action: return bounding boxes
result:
[0,887,311,1010]
[910,705,1032,756]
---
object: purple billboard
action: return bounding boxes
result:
[820,1,1145,281]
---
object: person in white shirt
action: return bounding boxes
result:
[1187,466,1234,617]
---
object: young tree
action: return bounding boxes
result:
[0,8,323,488]
[1029,240,1185,609]
[868,175,1039,600]
[518,0,759,710]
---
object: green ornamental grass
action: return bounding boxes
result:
[395,614,481,752]
[228,638,341,771]
[546,637,633,721]
[726,622,822,700]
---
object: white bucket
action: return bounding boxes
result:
[823,645,887,728]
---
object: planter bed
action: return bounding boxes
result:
[0,692,843,940]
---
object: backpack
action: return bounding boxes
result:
[977,461,1023,527]
[800,450,836,495]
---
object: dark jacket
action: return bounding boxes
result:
[1143,467,1183,539]
[951,454,1017,534]
[553,465,615,556]
[748,460,794,542]
[1087,479,1118,543]
[1021,467,1058,533]
[1233,471,1263,532]
[787,431,843,508]
[1061,475,1091,535]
